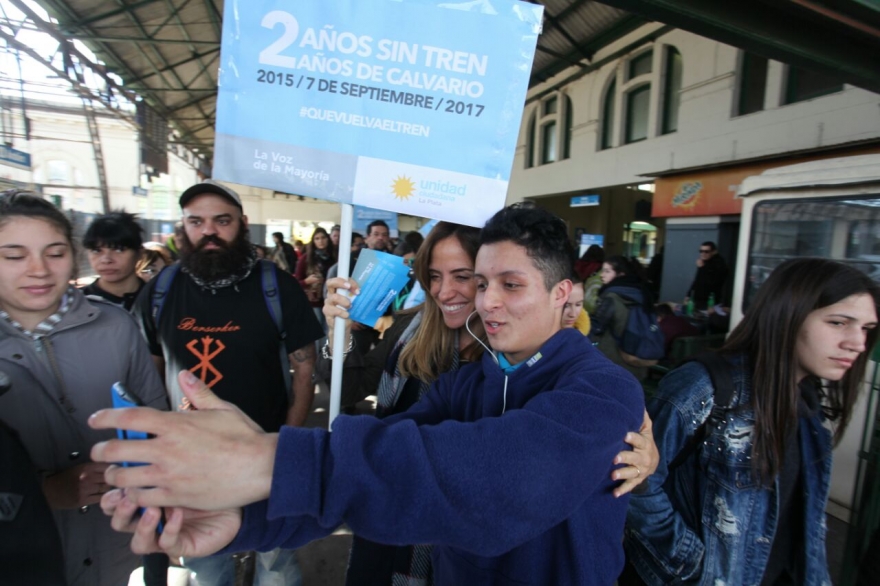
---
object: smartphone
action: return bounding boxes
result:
[110,382,164,533]
[111,382,148,442]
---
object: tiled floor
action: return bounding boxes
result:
[827,513,849,585]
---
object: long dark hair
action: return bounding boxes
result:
[723,258,880,484]
[600,255,653,306]
[305,227,337,274]
[604,255,632,278]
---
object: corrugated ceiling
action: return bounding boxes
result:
[21,0,880,171]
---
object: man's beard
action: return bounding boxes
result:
[178,222,253,282]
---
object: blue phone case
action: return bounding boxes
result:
[110,382,164,533]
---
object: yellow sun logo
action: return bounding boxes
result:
[390,175,415,201]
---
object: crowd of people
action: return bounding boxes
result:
[0,184,877,586]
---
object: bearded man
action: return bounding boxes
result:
[132,180,323,586]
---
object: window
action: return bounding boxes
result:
[737,53,768,115]
[744,195,880,309]
[563,95,572,160]
[625,85,650,143]
[601,78,616,150]
[600,46,681,149]
[541,121,557,164]
[525,111,536,168]
[785,66,843,104]
[524,93,572,168]
[661,47,682,134]
[628,51,653,80]
[46,160,71,184]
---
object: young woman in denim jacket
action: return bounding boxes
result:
[624,258,880,585]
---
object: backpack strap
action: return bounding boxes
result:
[150,263,181,324]
[259,260,292,398]
[151,260,293,398]
[667,352,737,471]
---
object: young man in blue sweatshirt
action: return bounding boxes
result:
[90,205,646,585]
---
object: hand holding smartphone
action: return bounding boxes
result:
[110,382,164,533]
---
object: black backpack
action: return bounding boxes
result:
[605,287,666,364]
[668,352,737,471]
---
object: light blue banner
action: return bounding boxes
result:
[353,206,398,235]
[214,0,542,227]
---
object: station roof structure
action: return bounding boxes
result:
[18,0,880,168]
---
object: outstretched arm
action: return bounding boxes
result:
[94,373,338,558]
[91,370,277,511]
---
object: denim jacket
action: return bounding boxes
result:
[624,357,833,586]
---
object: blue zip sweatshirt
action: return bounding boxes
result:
[225,329,644,585]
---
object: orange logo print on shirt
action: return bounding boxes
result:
[187,335,226,388]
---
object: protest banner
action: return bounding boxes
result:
[213,0,543,422]
[214,0,543,227]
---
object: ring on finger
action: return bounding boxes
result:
[634,465,641,478]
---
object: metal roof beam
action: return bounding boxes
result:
[67,0,163,29]
[528,24,674,103]
[530,15,646,85]
[160,0,219,99]
[105,0,214,154]
[538,3,602,66]
[155,0,220,154]
[123,47,219,84]
[60,33,217,45]
[147,0,194,38]
[554,0,596,21]
[32,0,173,118]
[178,50,218,90]
[0,27,137,127]
[595,0,880,93]
[167,91,214,113]
[176,120,212,138]
[202,0,221,38]
[535,44,589,69]
[8,0,141,103]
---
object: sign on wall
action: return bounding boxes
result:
[571,194,600,207]
[213,0,543,227]
[353,205,398,237]
[0,145,31,170]
[652,147,880,218]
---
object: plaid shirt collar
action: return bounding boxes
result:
[0,287,74,340]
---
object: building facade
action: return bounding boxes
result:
[509,24,880,302]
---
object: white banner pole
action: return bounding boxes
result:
[328,202,354,428]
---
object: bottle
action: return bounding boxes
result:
[685,297,695,317]
[707,293,715,310]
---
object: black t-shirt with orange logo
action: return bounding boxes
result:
[134,265,323,432]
